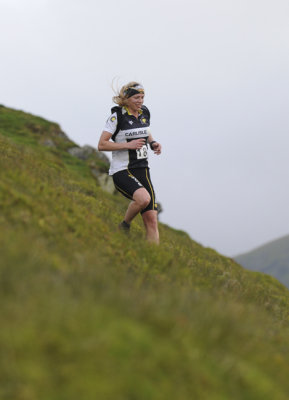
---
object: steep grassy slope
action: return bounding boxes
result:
[235,235,289,289]
[1,105,289,400]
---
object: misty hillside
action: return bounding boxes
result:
[235,235,289,289]
[2,104,289,400]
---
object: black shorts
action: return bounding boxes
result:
[113,168,158,214]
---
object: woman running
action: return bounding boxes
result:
[98,82,162,244]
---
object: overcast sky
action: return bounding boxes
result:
[1,0,289,256]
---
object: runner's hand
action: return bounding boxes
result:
[127,139,146,150]
[152,142,162,155]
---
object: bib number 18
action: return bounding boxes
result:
[136,145,148,160]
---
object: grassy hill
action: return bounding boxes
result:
[1,104,289,400]
[235,235,289,289]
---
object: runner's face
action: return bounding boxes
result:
[126,93,144,112]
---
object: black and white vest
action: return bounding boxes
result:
[103,105,151,175]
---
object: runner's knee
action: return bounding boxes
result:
[134,189,151,209]
[138,194,151,209]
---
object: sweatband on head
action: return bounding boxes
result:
[125,84,145,98]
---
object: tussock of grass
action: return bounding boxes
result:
[1,105,289,399]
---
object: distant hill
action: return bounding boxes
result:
[2,104,289,399]
[235,235,289,288]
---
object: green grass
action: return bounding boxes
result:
[1,105,289,399]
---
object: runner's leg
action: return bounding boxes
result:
[142,210,159,244]
[124,188,151,224]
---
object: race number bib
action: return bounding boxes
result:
[136,145,148,160]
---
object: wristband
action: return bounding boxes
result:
[149,141,157,150]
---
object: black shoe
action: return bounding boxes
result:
[118,221,130,233]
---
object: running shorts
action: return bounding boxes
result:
[113,167,158,214]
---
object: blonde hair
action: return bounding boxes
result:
[112,81,144,107]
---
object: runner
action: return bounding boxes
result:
[98,82,162,244]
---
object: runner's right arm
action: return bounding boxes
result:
[98,131,145,151]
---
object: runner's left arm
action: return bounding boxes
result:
[148,133,162,155]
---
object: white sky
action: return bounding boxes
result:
[1,0,289,256]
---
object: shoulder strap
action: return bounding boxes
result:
[111,106,123,141]
[141,105,150,120]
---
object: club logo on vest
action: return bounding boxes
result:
[125,130,147,137]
